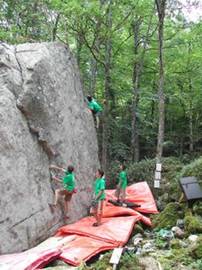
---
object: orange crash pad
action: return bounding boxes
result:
[106,181,158,214]
[57,216,136,245]
[102,201,152,226]
[59,235,117,266]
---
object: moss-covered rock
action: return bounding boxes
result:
[152,202,185,230]
[189,236,202,259]
[184,210,202,234]
[170,239,181,249]
[193,201,202,216]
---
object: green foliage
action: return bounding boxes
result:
[184,210,202,234]
[83,251,142,270]
[180,156,202,187]
[126,157,183,185]
[193,201,202,216]
[158,248,201,270]
[152,202,185,230]
[127,158,156,184]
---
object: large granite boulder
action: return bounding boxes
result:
[0,42,99,253]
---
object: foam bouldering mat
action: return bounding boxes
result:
[59,235,117,266]
[0,248,60,270]
[57,216,136,245]
[102,201,152,226]
[106,181,158,214]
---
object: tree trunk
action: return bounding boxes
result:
[131,11,154,162]
[155,0,166,162]
[187,42,194,152]
[89,57,97,96]
[131,18,141,162]
[76,35,83,67]
[52,13,60,41]
[188,79,194,152]
[101,0,112,171]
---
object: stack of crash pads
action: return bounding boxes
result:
[0,181,158,269]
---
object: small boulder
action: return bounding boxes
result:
[188,235,198,243]
[176,219,184,229]
[189,236,202,259]
[171,226,185,239]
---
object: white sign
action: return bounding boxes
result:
[154,180,160,188]
[156,163,162,172]
[155,171,161,180]
[110,248,123,265]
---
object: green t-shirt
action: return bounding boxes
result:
[118,170,127,189]
[88,100,102,113]
[93,177,106,201]
[63,171,75,192]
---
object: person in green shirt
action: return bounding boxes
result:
[91,169,106,227]
[116,164,128,204]
[49,164,75,219]
[86,95,102,128]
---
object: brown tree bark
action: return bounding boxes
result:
[101,0,113,171]
[131,18,141,162]
[155,0,166,162]
[89,57,98,96]
[52,13,60,41]
[131,11,154,162]
[188,79,194,152]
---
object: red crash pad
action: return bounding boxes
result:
[57,216,136,245]
[102,201,152,226]
[0,249,60,270]
[106,181,158,214]
[59,235,117,266]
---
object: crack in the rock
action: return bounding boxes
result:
[9,208,44,229]
[14,46,24,86]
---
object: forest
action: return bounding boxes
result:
[1,0,202,172]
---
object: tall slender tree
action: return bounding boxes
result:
[155,0,166,161]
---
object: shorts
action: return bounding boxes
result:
[91,110,101,116]
[91,200,104,215]
[115,187,126,199]
[58,189,74,201]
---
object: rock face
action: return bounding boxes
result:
[0,42,99,254]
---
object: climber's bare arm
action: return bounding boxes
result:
[49,164,66,173]
[51,175,62,183]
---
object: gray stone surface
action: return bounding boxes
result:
[0,42,99,254]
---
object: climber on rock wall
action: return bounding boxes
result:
[86,95,102,129]
[49,164,76,219]
[90,169,106,226]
